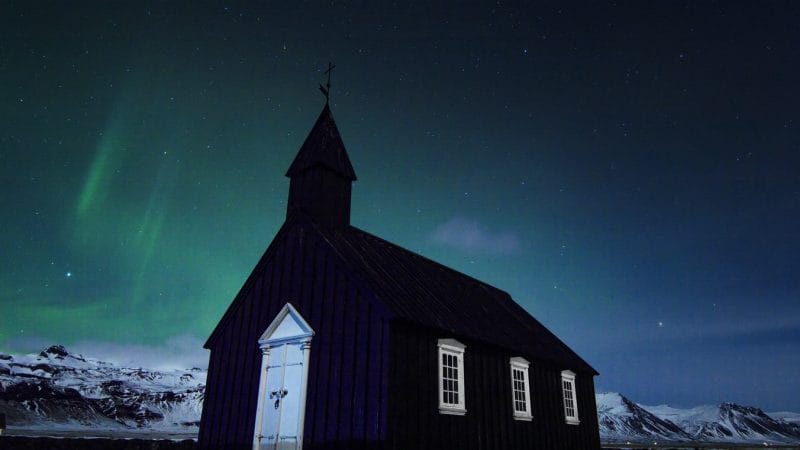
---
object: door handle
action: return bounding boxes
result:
[269,388,288,409]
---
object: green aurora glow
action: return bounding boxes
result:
[2,2,799,410]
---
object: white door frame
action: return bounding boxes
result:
[253,303,314,450]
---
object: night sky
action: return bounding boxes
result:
[2,2,799,411]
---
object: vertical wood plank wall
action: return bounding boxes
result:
[387,322,601,450]
[198,222,390,450]
[198,220,600,450]
[287,166,352,228]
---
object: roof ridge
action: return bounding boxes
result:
[346,225,509,295]
[343,224,597,374]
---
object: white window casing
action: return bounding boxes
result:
[437,338,466,415]
[561,370,580,425]
[509,357,532,421]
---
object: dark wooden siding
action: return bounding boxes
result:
[387,321,600,450]
[198,221,391,450]
[288,165,352,228]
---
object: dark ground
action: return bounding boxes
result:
[2,436,798,450]
[0,436,196,450]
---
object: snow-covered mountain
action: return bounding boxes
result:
[0,345,204,435]
[596,392,692,443]
[770,411,800,425]
[2,346,799,446]
[644,402,800,445]
[598,391,800,445]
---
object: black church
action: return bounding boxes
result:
[198,101,600,450]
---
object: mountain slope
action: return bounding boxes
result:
[0,345,204,434]
[770,411,800,425]
[644,402,800,444]
[596,392,692,443]
[2,346,798,446]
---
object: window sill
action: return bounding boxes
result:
[565,418,581,425]
[513,415,533,422]
[438,407,467,416]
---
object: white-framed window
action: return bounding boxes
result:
[561,370,580,425]
[509,357,532,421]
[437,338,466,415]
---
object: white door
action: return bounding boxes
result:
[254,303,314,450]
[257,342,305,450]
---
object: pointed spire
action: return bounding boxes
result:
[285,104,356,227]
[285,104,357,181]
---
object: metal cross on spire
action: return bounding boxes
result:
[319,62,336,104]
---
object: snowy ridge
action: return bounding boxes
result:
[770,411,800,425]
[2,346,799,445]
[598,391,800,445]
[596,392,692,443]
[644,402,800,444]
[0,345,204,435]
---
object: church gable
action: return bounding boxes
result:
[199,214,395,448]
[205,215,394,351]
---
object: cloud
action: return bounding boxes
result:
[1,336,53,354]
[685,315,800,348]
[429,217,521,255]
[1,334,209,370]
[70,334,209,370]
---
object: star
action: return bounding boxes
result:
[65,272,72,278]
[658,321,664,327]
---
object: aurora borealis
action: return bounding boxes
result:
[2,2,799,410]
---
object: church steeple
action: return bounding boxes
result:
[285,104,356,227]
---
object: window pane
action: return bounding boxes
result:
[439,348,466,409]
[562,377,578,419]
[511,365,531,417]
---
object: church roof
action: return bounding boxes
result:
[314,221,598,375]
[285,104,357,181]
